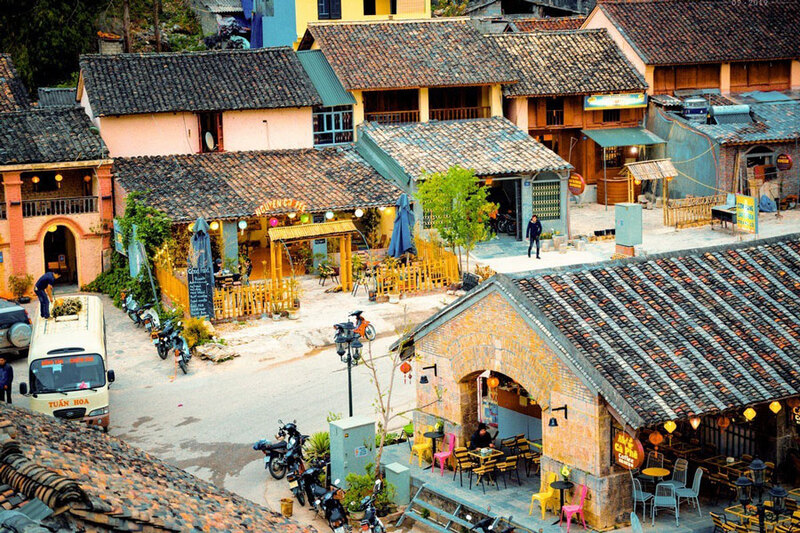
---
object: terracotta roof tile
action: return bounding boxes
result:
[0,54,30,112]
[512,16,586,31]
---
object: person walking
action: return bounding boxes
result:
[526,214,543,259]
[0,356,13,404]
[34,271,60,319]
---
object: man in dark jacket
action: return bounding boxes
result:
[469,422,495,450]
[34,271,60,319]
[526,214,543,259]
[0,356,13,404]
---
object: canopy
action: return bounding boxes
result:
[581,127,666,148]
[296,50,356,107]
[388,194,416,258]
[623,159,678,181]
[268,220,357,242]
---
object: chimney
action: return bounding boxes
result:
[97,31,124,54]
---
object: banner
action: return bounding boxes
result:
[584,93,647,111]
[113,219,127,256]
[736,194,758,234]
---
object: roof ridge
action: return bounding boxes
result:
[309,17,468,27]
[80,46,293,60]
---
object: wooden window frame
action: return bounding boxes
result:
[198,112,224,153]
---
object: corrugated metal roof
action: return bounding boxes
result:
[268,220,357,241]
[581,127,666,148]
[296,50,355,108]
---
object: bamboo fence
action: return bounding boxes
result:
[374,238,460,296]
[663,194,726,228]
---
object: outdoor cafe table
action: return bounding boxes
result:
[642,467,671,480]
[699,456,744,473]
[550,480,575,525]
[725,504,792,530]
[423,431,444,471]
[468,448,504,466]
[661,442,701,457]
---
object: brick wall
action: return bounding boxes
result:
[718,143,800,197]
[413,288,631,529]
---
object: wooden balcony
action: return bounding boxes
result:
[365,110,420,125]
[429,106,490,121]
[22,196,98,218]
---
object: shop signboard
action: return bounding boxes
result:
[735,194,758,234]
[568,173,586,195]
[113,218,127,256]
[584,93,647,111]
[793,406,800,427]
[254,198,307,216]
[776,153,793,171]
[612,432,644,470]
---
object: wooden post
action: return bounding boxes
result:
[345,233,353,292]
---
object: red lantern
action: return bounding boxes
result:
[717,416,731,430]
[649,431,664,447]
[487,377,500,389]
[400,361,412,374]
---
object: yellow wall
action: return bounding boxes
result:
[295,0,430,47]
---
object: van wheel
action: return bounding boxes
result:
[15,348,28,360]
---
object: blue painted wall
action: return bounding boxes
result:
[260,0,298,48]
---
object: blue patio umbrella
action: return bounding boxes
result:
[188,217,214,318]
[387,193,416,258]
[189,217,213,270]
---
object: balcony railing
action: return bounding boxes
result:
[22,196,98,218]
[430,106,491,121]
[546,109,564,126]
[365,110,420,125]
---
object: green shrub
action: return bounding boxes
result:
[304,431,331,462]
[342,463,395,513]
[52,297,83,317]
[182,316,213,348]
[7,274,33,300]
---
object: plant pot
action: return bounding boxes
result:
[16,296,31,304]
[288,311,299,320]
[272,313,281,321]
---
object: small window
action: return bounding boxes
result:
[603,146,623,168]
[545,97,564,126]
[363,0,376,15]
[602,109,620,123]
[313,106,354,146]
[530,180,560,221]
[198,112,223,153]
[318,0,341,19]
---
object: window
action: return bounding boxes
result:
[545,97,564,126]
[363,0,376,15]
[602,109,620,123]
[530,180,560,221]
[603,146,623,168]
[318,0,341,19]
[198,112,223,153]
[313,106,354,146]
[30,354,106,394]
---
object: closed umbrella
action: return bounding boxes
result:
[189,217,213,270]
[188,217,214,318]
[387,193,416,258]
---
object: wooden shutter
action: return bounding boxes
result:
[317,0,328,19]
[215,112,224,152]
[331,0,341,19]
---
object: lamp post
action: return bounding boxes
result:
[334,322,363,417]
[735,458,789,533]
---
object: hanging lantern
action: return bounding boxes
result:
[634,179,641,185]
[47,225,58,233]
[666,175,674,182]
[288,212,297,219]
[743,407,757,422]
[717,416,731,430]
[55,173,63,188]
[769,401,782,414]
[648,431,663,446]
[325,211,334,220]
[300,213,310,223]
[689,416,701,430]
[31,175,40,184]
[354,208,364,218]
[210,221,220,231]
[238,220,248,230]
[400,361,412,374]
[269,217,279,227]
[486,376,500,389]
[83,175,91,183]
[663,420,677,434]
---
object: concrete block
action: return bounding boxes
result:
[384,462,411,505]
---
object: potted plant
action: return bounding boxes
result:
[7,274,33,304]
[540,231,554,252]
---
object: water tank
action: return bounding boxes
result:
[682,97,709,123]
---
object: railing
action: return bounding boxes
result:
[546,109,564,126]
[663,194,726,228]
[365,110,420,125]
[429,106,490,121]
[22,196,98,218]
[375,238,460,296]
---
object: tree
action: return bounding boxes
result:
[415,165,496,273]
[435,0,469,16]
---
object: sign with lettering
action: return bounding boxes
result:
[584,93,647,111]
[735,194,758,234]
[187,266,214,319]
[568,173,586,196]
[776,153,793,171]
[613,432,645,470]
[48,398,90,408]
[113,219,127,256]
[255,198,307,216]
[793,406,800,426]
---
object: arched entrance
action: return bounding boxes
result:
[42,224,77,284]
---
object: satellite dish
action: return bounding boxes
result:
[204,131,216,151]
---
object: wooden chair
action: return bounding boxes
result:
[409,425,433,467]
[500,436,518,455]
[470,459,499,494]
[529,472,558,519]
[496,455,521,488]
[709,511,733,533]
[451,447,476,487]
[516,439,539,476]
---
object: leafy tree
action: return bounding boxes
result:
[434,0,469,16]
[415,165,496,273]
[118,192,173,257]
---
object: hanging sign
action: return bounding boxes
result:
[584,93,647,111]
[612,432,645,470]
[568,173,586,195]
[254,198,307,216]
[735,194,758,234]
[776,154,793,171]
[113,219,127,256]
[793,406,800,426]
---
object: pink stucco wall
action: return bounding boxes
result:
[583,9,647,78]
[222,109,314,151]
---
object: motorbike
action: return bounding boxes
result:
[282,422,310,505]
[496,211,517,236]
[153,319,179,360]
[467,514,516,533]
[349,310,376,342]
[123,292,141,324]
[172,331,191,374]
[253,425,290,480]
[358,479,386,533]
[142,307,161,334]
[310,469,349,533]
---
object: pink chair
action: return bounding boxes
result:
[560,484,588,533]
[433,433,456,476]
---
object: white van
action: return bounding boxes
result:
[19,295,115,431]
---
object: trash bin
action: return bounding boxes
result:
[280,498,293,517]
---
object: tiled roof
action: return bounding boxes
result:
[113,148,401,222]
[0,54,30,112]
[512,16,585,31]
[687,102,800,145]
[0,405,315,532]
[358,117,571,181]
[203,0,243,13]
[0,108,108,165]
[300,20,518,90]
[490,30,647,97]
[598,0,800,65]
[511,236,800,428]
[80,48,320,117]
[37,87,78,107]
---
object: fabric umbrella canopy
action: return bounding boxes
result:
[189,217,213,269]
[387,193,416,258]
[188,217,215,318]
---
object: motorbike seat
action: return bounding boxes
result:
[349,310,363,317]
[312,486,328,498]
[269,440,287,451]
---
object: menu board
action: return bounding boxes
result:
[187,266,214,318]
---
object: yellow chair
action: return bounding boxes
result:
[529,472,559,519]
[410,425,433,466]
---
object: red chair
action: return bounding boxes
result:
[434,433,456,476]
[560,484,588,533]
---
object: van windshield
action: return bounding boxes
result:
[30,354,106,394]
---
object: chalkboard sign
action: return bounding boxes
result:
[187,266,214,318]
[462,273,480,291]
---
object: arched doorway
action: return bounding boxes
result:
[42,225,78,284]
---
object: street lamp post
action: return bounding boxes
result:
[334,322,363,417]
[735,458,789,533]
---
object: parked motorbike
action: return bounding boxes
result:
[496,211,517,236]
[253,424,291,480]
[467,514,516,533]
[282,421,310,505]
[142,307,161,334]
[172,331,191,374]
[310,469,350,533]
[153,319,178,360]
[358,479,386,533]
[349,310,376,341]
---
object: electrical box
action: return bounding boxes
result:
[615,203,643,247]
[330,416,375,489]
[384,462,411,505]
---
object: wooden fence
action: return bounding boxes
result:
[155,266,189,311]
[374,239,460,296]
[663,194,726,228]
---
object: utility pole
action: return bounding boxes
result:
[153,0,161,52]
[123,0,131,52]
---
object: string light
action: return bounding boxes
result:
[743,407,757,421]
[769,401,782,414]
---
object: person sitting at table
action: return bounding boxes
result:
[213,258,222,275]
[469,423,495,450]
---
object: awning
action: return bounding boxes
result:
[268,220,358,242]
[623,159,677,181]
[296,50,356,107]
[581,127,666,148]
